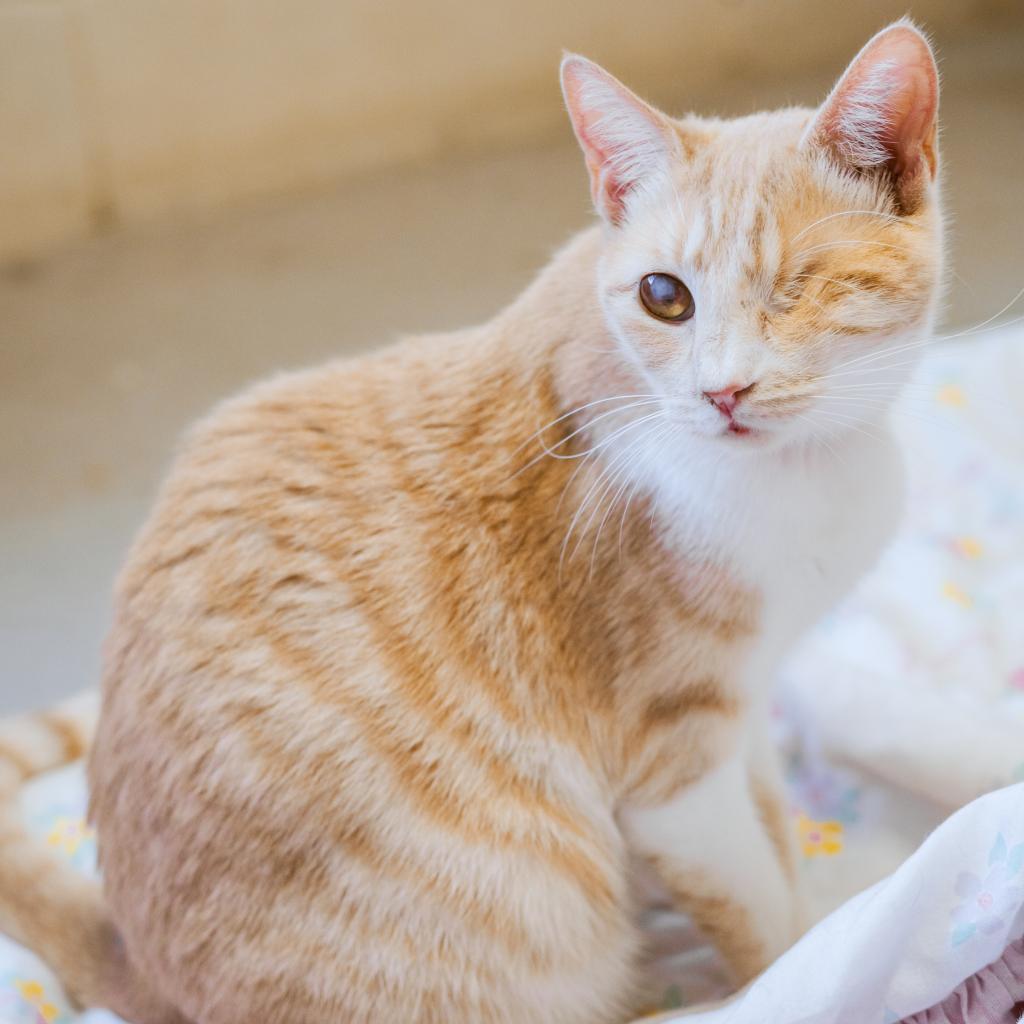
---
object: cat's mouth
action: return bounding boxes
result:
[718,416,764,440]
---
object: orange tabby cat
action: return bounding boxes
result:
[0,21,942,1024]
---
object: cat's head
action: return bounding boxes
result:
[562,20,943,452]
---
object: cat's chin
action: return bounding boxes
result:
[702,421,808,457]
[725,422,754,438]
[713,423,776,448]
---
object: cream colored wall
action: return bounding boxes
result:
[0,0,1010,263]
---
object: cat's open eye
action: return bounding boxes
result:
[638,273,695,323]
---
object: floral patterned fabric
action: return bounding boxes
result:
[658,785,1024,1024]
[0,765,101,1024]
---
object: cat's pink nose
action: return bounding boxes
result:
[703,382,754,416]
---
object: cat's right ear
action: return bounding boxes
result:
[561,55,679,226]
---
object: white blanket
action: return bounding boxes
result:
[670,782,1024,1024]
[783,325,1024,811]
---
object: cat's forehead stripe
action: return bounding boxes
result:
[681,208,707,267]
[673,169,781,290]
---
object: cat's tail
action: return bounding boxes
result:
[0,692,188,1024]
[0,690,98,797]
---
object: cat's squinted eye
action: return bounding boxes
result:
[638,273,695,323]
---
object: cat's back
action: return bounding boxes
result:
[109,319,537,650]
[87,316,636,1024]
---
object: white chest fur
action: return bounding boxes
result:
[646,423,905,687]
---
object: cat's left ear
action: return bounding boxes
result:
[561,55,680,226]
[803,20,939,214]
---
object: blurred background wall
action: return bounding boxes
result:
[1,0,1018,262]
[1,0,1022,712]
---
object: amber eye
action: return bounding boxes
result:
[638,273,695,322]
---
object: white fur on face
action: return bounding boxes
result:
[595,138,941,456]
[571,22,941,457]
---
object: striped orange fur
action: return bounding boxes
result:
[0,21,943,1024]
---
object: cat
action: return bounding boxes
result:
[0,19,942,1024]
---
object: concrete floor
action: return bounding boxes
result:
[2,23,1022,713]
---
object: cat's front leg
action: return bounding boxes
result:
[620,752,801,986]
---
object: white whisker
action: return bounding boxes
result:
[827,308,1024,383]
[790,209,903,243]
[560,414,668,577]
[828,334,938,375]
[793,238,914,263]
[588,448,646,579]
[574,427,659,565]
[510,399,663,478]
[817,393,951,426]
[795,412,849,470]
[818,359,921,384]
[936,309,1024,344]
[543,409,666,462]
[590,421,676,577]
[560,432,647,576]
[794,273,870,296]
[507,393,659,464]
[807,408,890,446]
[827,285,1024,382]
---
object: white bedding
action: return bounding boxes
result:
[783,326,1024,812]
[1,324,1022,1024]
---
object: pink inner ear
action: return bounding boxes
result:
[561,56,671,225]
[562,71,625,216]
[562,61,637,222]
[814,25,939,207]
